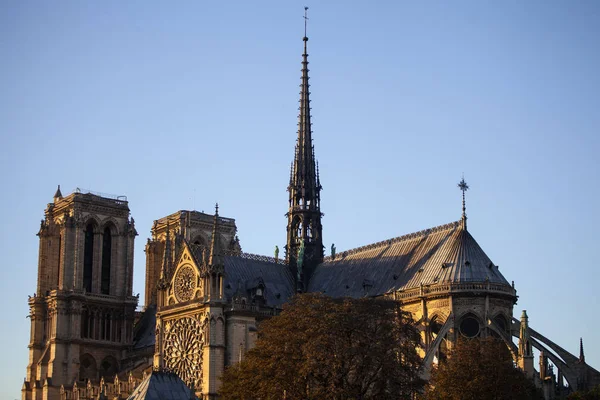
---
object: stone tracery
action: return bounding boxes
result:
[174,265,197,303]
[163,317,203,388]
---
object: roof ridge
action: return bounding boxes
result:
[223,250,288,265]
[324,220,461,261]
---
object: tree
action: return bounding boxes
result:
[219,293,425,400]
[424,337,544,400]
[568,385,600,400]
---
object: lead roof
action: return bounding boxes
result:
[224,254,295,307]
[307,221,510,298]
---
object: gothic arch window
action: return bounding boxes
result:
[101,226,112,295]
[493,314,509,334]
[99,356,118,379]
[83,222,96,293]
[291,216,302,241]
[429,315,448,363]
[79,353,97,382]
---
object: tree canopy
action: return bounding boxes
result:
[568,385,600,400]
[219,293,424,400]
[424,337,544,400]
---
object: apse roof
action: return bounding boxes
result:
[308,221,510,298]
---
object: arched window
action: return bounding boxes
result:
[83,223,95,292]
[493,314,508,333]
[99,356,118,379]
[101,227,112,294]
[79,353,97,381]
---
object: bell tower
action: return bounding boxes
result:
[285,15,324,291]
[23,187,138,400]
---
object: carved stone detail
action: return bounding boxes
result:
[174,265,197,303]
[163,317,203,388]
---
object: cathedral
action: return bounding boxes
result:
[22,31,600,400]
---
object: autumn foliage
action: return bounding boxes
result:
[424,337,544,400]
[219,293,424,400]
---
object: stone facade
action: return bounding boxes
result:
[23,189,138,400]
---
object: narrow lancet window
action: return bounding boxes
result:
[83,223,94,292]
[101,227,112,294]
[56,234,62,286]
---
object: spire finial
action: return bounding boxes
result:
[304,6,309,39]
[53,185,63,201]
[458,175,469,229]
[579,337,585,363]
[209,203,222,268]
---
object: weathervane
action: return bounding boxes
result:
[304,7,309,38]
[458,175,469,228]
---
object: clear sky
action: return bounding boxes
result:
[1,1,599,398]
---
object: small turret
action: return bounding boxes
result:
[208,204,223,270]
[206,204,224,302]
[53,185,63,203]
[518,310,535,378]
[160,222,173,281]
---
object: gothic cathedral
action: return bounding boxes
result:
[23,32,600,400]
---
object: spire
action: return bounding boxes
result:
[458,176,469,230]
[579,337,586,363]
[209,203,223,268]
[289,6,320,199]
[285,8,324,290]
[53,185,63,202]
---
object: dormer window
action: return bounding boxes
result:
[256,287,263,297]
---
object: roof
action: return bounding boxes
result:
[308,221,510,298]
[126,371,195,400]
[133,305,156,350]
[224,254,295,307]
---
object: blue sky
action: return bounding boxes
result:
[1,1,599,398]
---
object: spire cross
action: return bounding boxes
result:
[303,7,309,38]
[458,176,469,224]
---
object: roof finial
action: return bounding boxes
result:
[579,337,586,363]
[53,185,63,202]
[209,203,223,269]
[304,6,309,39]
[458,175,469,230]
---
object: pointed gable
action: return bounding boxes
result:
[165,241,204,305]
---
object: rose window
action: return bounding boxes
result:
[174,265,197,303]
[163,317,203,388]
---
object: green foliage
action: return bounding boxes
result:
[219,293,425,400]
[568,385,600,400]
[424,337,544,400]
